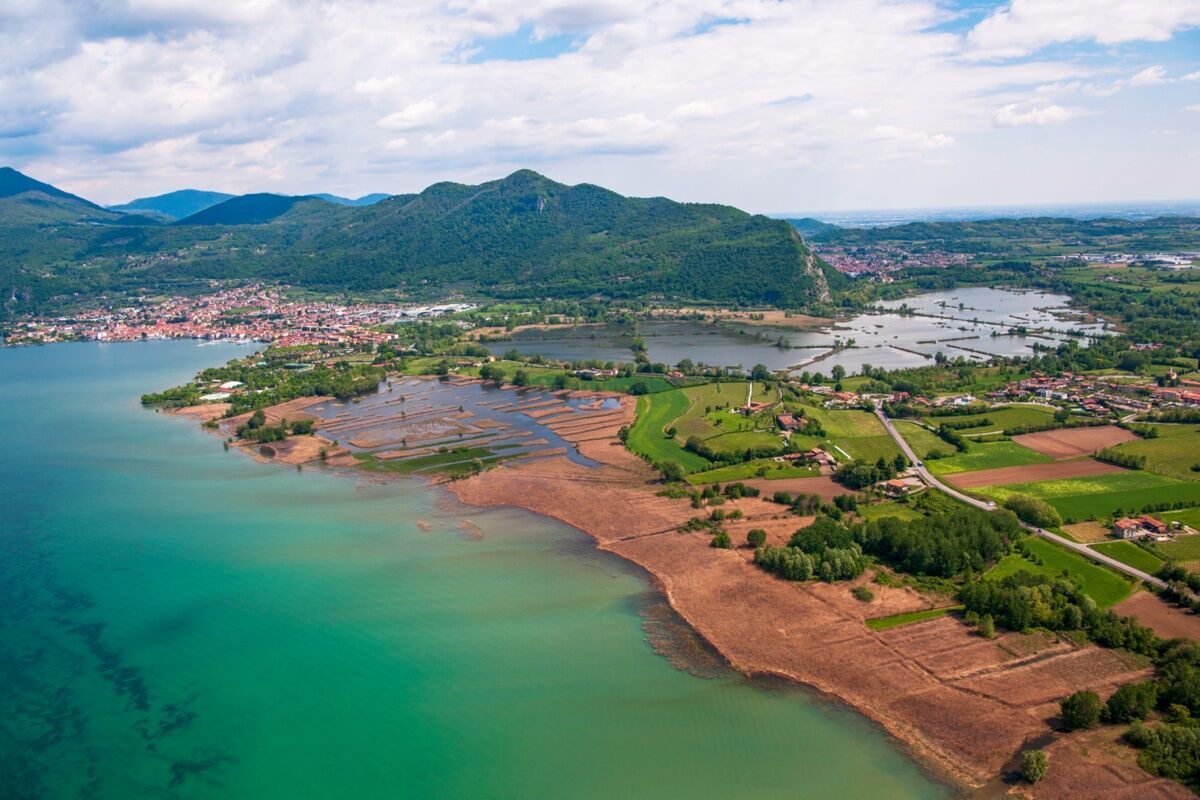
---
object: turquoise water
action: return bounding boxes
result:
[0,341,952,799]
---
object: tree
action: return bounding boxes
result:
[747,529,767,548]
[1004,494,1062,528]
[512,369,530,387]
[1060,690,1101,730]
[659,461,686,483]
[751,363,771,381]
[710,530,732,549]
[1104,682,1158,724]
[978,614,995,638]
[248,408,267,429]
[831,364,846,382]
[1021,750,1047,784]
[628,381,649,395]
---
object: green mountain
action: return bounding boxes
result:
[177,193,336,225]
[0,166,102,209]
[0,168,839,319]
[276,170,838,304]
[110,189,234,220]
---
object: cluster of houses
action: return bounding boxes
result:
[985,371,1200,417]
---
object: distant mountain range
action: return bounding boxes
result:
[109,188,391,221]
[0,167,838,319]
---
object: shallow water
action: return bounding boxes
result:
[489,287,1099,374]
[0,340,952,799]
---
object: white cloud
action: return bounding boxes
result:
[378,99,444,130]
[967,0,1200,60]
[1,0,1196,209]
[1130,65,1169,86]
[1182,71,1200,81]
[994,101,1082,127]
[1188,104,1200,112]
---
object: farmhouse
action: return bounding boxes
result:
[1113,516,1170,540]
[776,413,802,431]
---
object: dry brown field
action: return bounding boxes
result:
[1013,426,1139,459]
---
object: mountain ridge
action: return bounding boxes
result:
[0,167,839,319]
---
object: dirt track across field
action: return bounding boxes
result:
[947,458,1124,489]
[1013,425,1138,460]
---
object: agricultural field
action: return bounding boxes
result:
[1090,541,1165,574]
[626,392,712,472]
[1157,536,1200,564]
[986,537,1133,608]
[972,471,1200,522]
[925,440,1052,476]
[1106,423,1200,480]
[856,502,924,522]
[894,421,947,460]
[686,459,818,485]
[792,405,902,463]
[627,381,782,471]
[922,403,1055,435]
[1159,507,1200,530]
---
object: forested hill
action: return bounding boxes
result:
[0,167,839,318]
[271,170,839,304]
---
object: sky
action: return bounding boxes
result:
[1,0,1198,212]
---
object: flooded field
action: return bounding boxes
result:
[487,288,1103,374]
[309,377,623,472]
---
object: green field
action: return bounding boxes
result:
[865,606,963,630]
[923,404,1054,435]
[894,421,947,459]
[1107,423,1200,480]
[986,537,1133,607]
[686,459,819,485]
[1091,541,1166,574]
[925,440,1052,475]
[626,392,712,472]
[1160,508,1200,530]
[856,502,924,522]
[355,446,520,477]
[973,471,1200,521]
[1156,536,1200,563]
[792,406,901,463]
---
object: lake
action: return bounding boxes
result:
[0,340,950,799]
[488,287,1101,375]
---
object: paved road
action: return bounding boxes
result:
[874,405,1166,589]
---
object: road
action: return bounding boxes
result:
[873,404,1166,589]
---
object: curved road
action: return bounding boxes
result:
[874,404,1165,589]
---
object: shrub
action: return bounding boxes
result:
[1021,750,1047,784]
[746,529,767,548]
[658,461,686,483]
[710,530,732,549]
[851,585,874,602]
[1060,690,1101,731]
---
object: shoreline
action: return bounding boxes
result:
[171,383,1189,799]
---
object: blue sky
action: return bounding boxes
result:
[0,0,1197,212]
